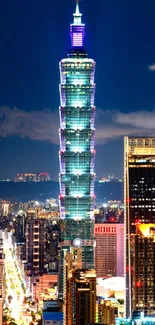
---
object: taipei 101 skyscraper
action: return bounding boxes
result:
[59,1,96,297]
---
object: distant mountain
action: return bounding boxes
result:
[0,181,123,202]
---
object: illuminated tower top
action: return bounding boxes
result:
[70,1,85,48]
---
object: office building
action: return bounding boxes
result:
[46,221,60,273]
[63,247,83,325]
[95,224,124,277]
[26,216,46,274]
[14,214,26,243]
[131,224,155,315]
[66,268,96,325]
[96,299,118,325]
[1,201,10,216]
[124,137,155,317]
[63,247,96,325]
[58,1,96,298]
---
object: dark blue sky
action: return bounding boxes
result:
[0,0,155,179]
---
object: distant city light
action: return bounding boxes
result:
[103,203,108,208]
[18,210,23,215]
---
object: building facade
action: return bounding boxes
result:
[42,300,63,325]
[124,137,155,317]
[14,214,26,243]
[95,224,124,278]
[26,216,46,275]
[58,2,96,298]
[64,247,83,325]
[131,224,155,315]
[32,274,58,306]
[66,268,96,325]
[96,299,118,325]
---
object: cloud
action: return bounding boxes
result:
[0,106,154,145]
[114,110,155,129]
[148,64,155,71]
[95,110,155,143]
[0,106,59,144]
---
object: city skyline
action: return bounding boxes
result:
[0,0,155,178]
[2,2,155,324]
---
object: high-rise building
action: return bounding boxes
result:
[59,2,96,298]
[14,214,26,243]
[1,201,10,216]
[131,224,155,315]
[96,299,118,325]
[66,268,96,325]
[63,247,97,325]
[124,137,155,317]
[26,215,46,275]
[95,223,124,278]
[46,221,60,273]
[64,247,83,325]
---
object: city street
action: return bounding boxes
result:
[3,234,29,324]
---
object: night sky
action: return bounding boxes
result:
[0,0,155,179]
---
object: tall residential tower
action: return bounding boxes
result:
[59,2,96,297]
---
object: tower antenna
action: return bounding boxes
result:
[75,0,80,15]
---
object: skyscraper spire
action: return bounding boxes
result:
[73,0,82,24]
[75,0,80,16]
[70,0,85,48]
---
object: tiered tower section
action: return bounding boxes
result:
[59,3,96,269]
